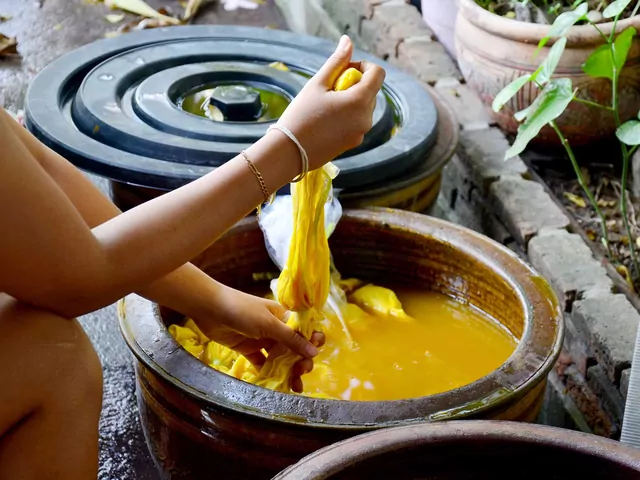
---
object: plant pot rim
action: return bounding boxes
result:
[457,0,640,47]
[118,208,564,428]
[273,420,640,478]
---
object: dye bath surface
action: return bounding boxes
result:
[302,290,517,401]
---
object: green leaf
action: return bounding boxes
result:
[617,120,640,145]
[614,27,637,71]
[582,27,637,80]
[603,0,633,19]
[492,74,532,112]
[538,37,567,84]
[583,44,614,79]
[538,2,588,50]
[514,102,537,122]
[505,78,575,159]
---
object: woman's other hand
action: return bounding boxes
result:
[191,284,325,393]
[272,35,386,171]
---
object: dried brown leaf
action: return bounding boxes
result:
[105,15,175,37]
[103,0,181,25]
[268,61,289,71]
[586,229,597,241]
[617,264,636,292]
[183,0,203,20]
[564,192,586,208]
[0,14,12,22]
[0,34,19,58]
[105,13,126,23]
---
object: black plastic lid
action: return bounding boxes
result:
[25,26,438,191]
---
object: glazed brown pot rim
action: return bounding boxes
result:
[118,208,564,428]
[457,0,640,47]
[273,420,640,478]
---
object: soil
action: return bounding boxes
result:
[525,145,640,292]
[476,0,638,24]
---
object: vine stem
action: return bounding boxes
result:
[573,97,613,111]
[549,121,613,258]
[587,20,610,44]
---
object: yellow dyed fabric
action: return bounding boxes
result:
[253,68,364,392]
[349,284,413,321]
[168,279,414,398]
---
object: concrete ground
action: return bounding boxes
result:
[0,1,287,478]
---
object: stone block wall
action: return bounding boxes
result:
[276,0,640,438]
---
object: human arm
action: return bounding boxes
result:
[0,36,384,320]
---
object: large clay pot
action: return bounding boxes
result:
[455,0,640,147]
[274,420,640,479]
[118,208,563,479]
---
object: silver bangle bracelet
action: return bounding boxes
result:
[267,124,309,182]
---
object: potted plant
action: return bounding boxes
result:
[455,0,640,147]
[492,0,640,286]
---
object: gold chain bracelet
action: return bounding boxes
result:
[241,150,271,204]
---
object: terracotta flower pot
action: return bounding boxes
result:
[455,0,640,147]
[118,208,563,480]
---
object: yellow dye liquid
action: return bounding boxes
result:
[301,289,517,401]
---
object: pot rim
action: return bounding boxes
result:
[118,208,564,428]
[457,0,640,47]
[273,420,640,478]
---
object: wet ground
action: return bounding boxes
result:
[0,1,287,478]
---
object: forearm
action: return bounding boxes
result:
[90,132,298,306]
[21,125,228,318]
[0,109,299,318]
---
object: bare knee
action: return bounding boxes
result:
[0,296,103,479]
[0,296,103,427]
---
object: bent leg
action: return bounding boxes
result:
[0,294,103,480]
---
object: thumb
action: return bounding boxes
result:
[314,35,353,88]
[269,311,319,358]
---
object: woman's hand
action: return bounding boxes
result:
[272,35,386,171]
[190,284,325,393]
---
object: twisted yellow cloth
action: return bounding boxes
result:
[254,68,362,392]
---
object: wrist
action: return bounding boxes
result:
[245,128,303,194]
